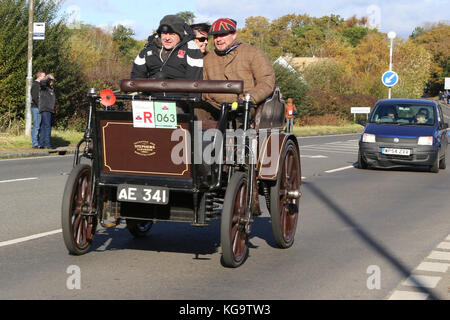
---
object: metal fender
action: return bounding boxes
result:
[257,132,301,181]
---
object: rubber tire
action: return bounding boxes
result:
[221,172,249,268]
[126,219,153,238]
[270,140,301,249]
[358,151,368,169]
[430,151,439,173]
[62,164,97,255]
[439,151,446,170]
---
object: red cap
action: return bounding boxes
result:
[209,18,237,35]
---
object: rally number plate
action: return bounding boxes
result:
[117,184,169,205]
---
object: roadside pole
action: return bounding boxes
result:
[387,31,396,99]
[25,0,34,137]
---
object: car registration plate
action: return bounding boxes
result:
[117,184,169,204]
[381,148,411,156]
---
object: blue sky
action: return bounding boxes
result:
[61,0,449,40]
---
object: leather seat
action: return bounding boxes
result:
[255,87,285,130]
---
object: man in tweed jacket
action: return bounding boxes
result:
[202,18,275,111]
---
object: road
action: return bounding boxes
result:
[0,124,449,300]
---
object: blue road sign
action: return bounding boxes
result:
[381,71,399,87]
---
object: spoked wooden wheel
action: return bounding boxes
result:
[270,140,301,248]
[221,172,249,268]
[62,164,97,255]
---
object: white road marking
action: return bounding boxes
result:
[388,291,428,300]
[446,234,450,241]
[300,155,328,159]
[298,133,360,139]
[427,251,450,261]
[325,166,354,173]
[324,140,358,145]
[386,232,450,299]
[0,177,38,184]
[301,139,359,155]
[0,229,62,248]
[415,262,450,273]
[436,242,450,250]
[301,148,357,155]
[401,275,441,288]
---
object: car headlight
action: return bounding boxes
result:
[362,133,376,143]
[417,136,433,146]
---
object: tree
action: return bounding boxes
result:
[392,41,432,98]
[341,26,369,47]
[411,23,450,95]
[112,24,141,64]
[176,11,195,24]
[349,33,389,98]
[266,14,303,58]
[238,16,270,53]
[273,63,307,115]
[0,0,85,131]
[68,25,128,89]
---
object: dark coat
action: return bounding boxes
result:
[38,81,55,113]
[31,80,41,108]
[131,31,203,81]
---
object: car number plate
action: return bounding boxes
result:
[381,148,411,156]
[117,184,169,204]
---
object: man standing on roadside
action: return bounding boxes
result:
[285,98,298,133]
[38,74,56,149]
[31,71,46,148]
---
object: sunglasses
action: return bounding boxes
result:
[195,37,208,43]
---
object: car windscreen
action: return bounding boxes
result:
[369,104,435,125]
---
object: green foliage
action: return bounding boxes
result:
[411,23,450,95]
[272,63,307,116]
[112,24,141,64]
[176,11,195,24]
[392,41,432,98]
[0,0,85,131]
[341,26,369,46]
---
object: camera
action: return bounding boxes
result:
[40,75,55,88]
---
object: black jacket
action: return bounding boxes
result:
[38,81,55,113]
[131,30,203,98]
[31,80,40,108]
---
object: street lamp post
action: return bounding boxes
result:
[387,31,396,99]
[25,0,34,137]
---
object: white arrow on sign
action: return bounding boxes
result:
[381,71,399,87]
[385,73,396,84]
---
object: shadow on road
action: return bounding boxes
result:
[89,216,276,261]
[303,180,441,300]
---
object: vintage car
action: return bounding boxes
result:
[61,79,302,267]
[358,99,448,172]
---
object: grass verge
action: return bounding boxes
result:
[293,123,363,137]
[0,129,83,155]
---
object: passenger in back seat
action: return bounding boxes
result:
[131,15,203,100]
